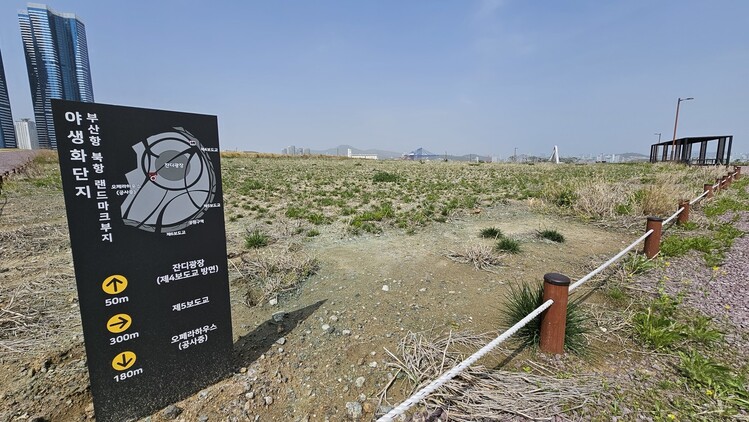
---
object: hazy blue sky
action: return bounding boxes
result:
[1,1,747,157]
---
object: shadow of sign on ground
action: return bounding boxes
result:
[234,300,327,368]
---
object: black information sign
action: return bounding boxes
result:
[52,100,233,422]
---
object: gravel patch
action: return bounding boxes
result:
[0,150,36,175]
[635,207,749,347]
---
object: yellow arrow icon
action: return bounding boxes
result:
[102,275,128,295]
[112,351,136,371]
[106,314,132,334]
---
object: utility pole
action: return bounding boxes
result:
[671,97,694,161]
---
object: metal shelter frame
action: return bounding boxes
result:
[650,135,733,165]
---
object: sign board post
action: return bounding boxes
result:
[52,100,233,422]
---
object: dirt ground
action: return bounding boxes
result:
[0,160,638,422]
[0,159,635,421]
[5,156,745,422]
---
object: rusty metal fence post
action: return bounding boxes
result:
[540,273,571,355]
[703,183,713,199]
[644,217,663,259]
[677,200,690,225]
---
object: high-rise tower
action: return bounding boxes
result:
[19,3,94,149]
[0,48,16,149]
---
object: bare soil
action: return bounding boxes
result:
[0,167,636,421]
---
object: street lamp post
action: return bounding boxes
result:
[654,132,661,142]
[670,97,694,161]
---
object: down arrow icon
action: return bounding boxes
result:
[112,351,136,371]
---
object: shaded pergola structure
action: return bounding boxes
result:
[650,135,733,165]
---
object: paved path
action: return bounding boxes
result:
[0,149,37,176]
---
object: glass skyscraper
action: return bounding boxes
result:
[19,3,94,149]
[0,48,16,149]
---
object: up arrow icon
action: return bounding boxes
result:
[102,275,128,295]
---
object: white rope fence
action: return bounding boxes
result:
[379,228,655,421]
[662,207,684,226]
[378,172,738,421]
[690,189,709,205]
[377,299,554,422]
[568,229,654,293]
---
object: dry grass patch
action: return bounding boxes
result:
[572,181,633,218]
[238,249,320,306]
[637,173,694,216]
[446,244,502,271]
[381,330,600,421]
[0,273,80,358]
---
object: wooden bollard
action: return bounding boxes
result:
[677,200,690,225]
[644,217,663,259]
[715,178,722,193]
[703,183,714,199]
[539,273,571,355]
[735,166,742,180]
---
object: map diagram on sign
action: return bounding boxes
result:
[121,128,216,234]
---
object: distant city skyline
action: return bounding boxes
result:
[0,48,15,148]
[18,3,94,148]
[0,1,746,155]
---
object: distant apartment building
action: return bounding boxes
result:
[19,3,94,149]
[347,148,377,160]
[283,146,313,156]
[0,48,16,148]
[15,119,39,149]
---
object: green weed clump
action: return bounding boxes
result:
[677,221,699,231]
[622,254,658,276]
[372,171,399,183]
[678,351,749,408]
[554,189,577,207]
[480,227,503,239]
[350,202,395,234]
[633,294,723,350]
[306,212,328,225]
[703,178,749,217]
[614,203,633,215]
[538,229,565,243]
[705,197,745,218]
[285,206,307,219]
[661,222,743,267]
[495,237,521,254]
[245,229,270,249]
[628,291,747,414]
[661,235,714,257]
[31,173,62,189]
[633,303,683,350]
[239,178,264,194]
[500,282,588,354]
